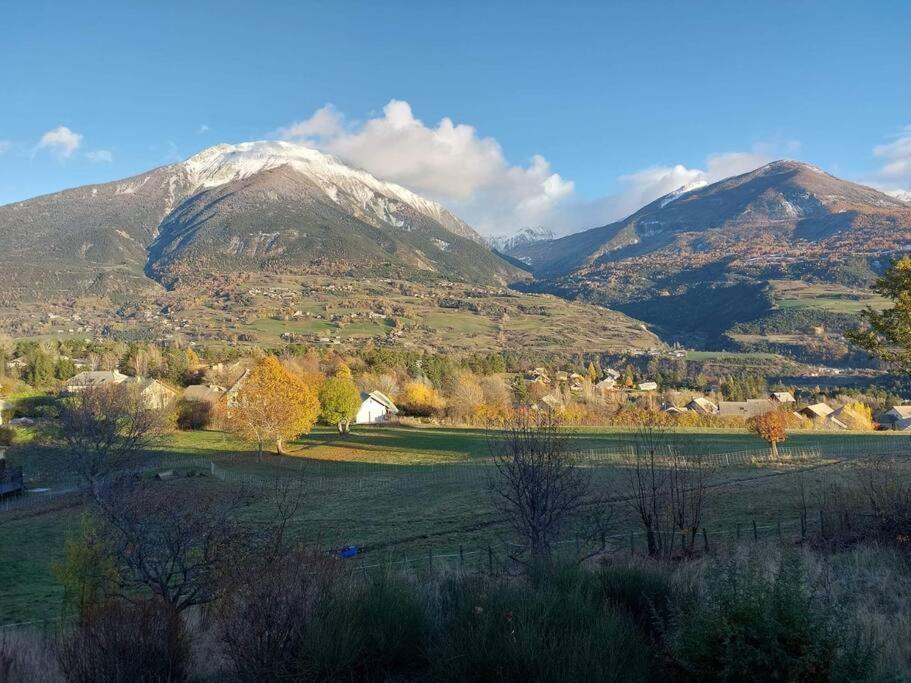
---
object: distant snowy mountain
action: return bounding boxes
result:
[889,189,911,204]
[490,227,556,254]
[0,141,520,294]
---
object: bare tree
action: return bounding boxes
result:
[92,476,307,613]
[94,480,256,612]
[488,410,604,566]
[622,423,711,558]
[59,384,169,494]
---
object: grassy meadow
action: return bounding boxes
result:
[3,424,910,625]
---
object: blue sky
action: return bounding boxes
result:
[2,1,910,234]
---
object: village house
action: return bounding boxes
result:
[686,396,719,415]
[637,381,658,391]
[604,368,621,381]
[770,391,796,404]
[126,378,178,410]
[62,370,129,393]
[183,384,226,404]
[355,391,399,425]
[878,405,911,430]
[4,358,27,372]
[796,403,834,420]
[718,399,777,418]
[794,402,848,429]
[595,377,617,392]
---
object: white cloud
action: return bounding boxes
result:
[197,124,210,134]
[278,100,573,234]
[37,126,83,158]
[278,101,784,236]
[873,126,911,186]
[544,148,776,235]
[86,149,112,163]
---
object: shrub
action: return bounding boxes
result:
[216,547,338,681]
[293,572,429,681]
[668,552,875,681]
[595,563,676,640]
[58,599,190,682]
[430,569,657,681]
[0,426,14,447]
[175,399,213,430]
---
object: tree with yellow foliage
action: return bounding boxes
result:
[839,402,875,431]
[399,382,444,417]
[226,356,319,456]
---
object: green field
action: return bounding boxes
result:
[3,425,910,624]
[770,279,890,313]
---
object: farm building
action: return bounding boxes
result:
[770,391,796,404]
[718,399,777,418]
[637,381,658,391]
[796,403,834,420]
[183,384,226,404]
[878,405,911,430]
[126,378,178,410]
[355,391,399,425]
[795,403,847,429]
[63,370,129,393]
[595,377,617,391]
[686,397,719,415]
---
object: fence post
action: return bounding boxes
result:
[819,510,825,539]
[459,544,464,570]
[752,520,758,542]
[702,527,709,553]
[488,545,493,576]
[428,546,433,572]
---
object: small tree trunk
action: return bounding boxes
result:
[275,437,285,455]
[337,422,344,434]
[770,440,779,459]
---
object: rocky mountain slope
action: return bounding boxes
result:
[0,141,521,299]
[511,161,911,344]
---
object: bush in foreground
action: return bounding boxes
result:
[668,551,875,681]
[58,599,189,683]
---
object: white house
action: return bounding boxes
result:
[637,381,658,391]
[355,391,399,425]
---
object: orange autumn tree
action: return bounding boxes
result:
[747,410,789,458]
[226,356,319,456]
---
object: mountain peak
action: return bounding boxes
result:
[754,159,827,175]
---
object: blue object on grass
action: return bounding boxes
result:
[338,545,358,558]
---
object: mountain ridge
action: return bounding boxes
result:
[0,141,521,298]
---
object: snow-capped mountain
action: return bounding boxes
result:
[659,180,709,208]
[889,189,911,204]
[0,141,519,295]
[179,142,482,244]
[490,227,556,254]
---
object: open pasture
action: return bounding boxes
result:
[3,425,910,624]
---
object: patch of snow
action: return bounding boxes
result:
[659,180,708,207]
[180,141,477,239]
